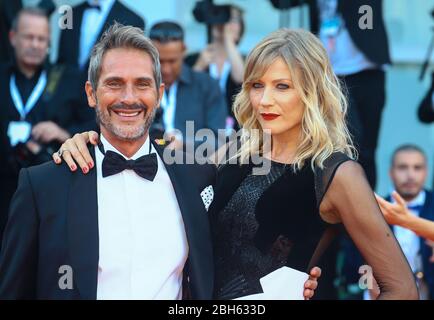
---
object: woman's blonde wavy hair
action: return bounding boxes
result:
[232,28,357,170]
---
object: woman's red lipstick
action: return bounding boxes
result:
[261,113,280,121]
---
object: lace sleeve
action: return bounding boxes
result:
[323,160,418,299]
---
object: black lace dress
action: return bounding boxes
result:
[211,159,328,299]
[209,153,415,300]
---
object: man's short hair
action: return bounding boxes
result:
[11,7,49,32]
[149,21,184,43]
[391,144,427,166]
[88,22,162,93]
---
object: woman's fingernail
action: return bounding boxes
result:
[71,165,76,171]
[83,167,88,174]
[89,162,94,169]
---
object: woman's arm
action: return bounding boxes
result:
[322,161,418,299]
[223,25,244,84]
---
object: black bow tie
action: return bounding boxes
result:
[99,143,158,181]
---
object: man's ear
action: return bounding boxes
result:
[157,82,165,108]
[9,30,16,48]
[85,81,97,108]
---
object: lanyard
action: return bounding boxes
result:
[161,81,178,132]
[9,70,47,120]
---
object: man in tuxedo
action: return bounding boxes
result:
[0,7,92,243]
[0,23,322,300]
[57,0,144,71]
[148,21,227,150]
[0,23,215,299]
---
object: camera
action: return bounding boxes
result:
[193,1,231,25]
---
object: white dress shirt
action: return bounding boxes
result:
[95,134,189,300]
[209,61,231,94]
[78,0,115,69]
[393,190,426,274]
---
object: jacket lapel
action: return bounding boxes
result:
[209,162,252,216]
[67,147,99,300]
[152,142,214,299]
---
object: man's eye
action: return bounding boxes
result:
[137,82,150,88]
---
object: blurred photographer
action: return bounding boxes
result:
[0,8,92,235]
[186,3,245,130]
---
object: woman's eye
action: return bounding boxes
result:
[276,83,289,90]
[252,82,263,89]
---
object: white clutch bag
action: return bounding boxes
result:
[234,266,309,300]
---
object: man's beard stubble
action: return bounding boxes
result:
[95,102,157,141]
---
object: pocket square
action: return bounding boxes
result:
[200,185,214,211]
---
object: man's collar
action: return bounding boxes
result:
[99,133,152,160]
[392,189,426,207]
[8,57,50,78]
[178,63,192,85]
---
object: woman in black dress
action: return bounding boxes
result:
[209,28,417,300]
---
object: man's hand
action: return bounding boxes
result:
[32,121,71,144]
[303,267,321,300]
[52,131,99,173]
[375,191,412,227]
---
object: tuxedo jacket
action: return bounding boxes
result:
[0,143,216,299]
[57,0,145,69]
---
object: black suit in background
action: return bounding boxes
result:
[0,0,22,63]
[57,0,145,70]
[0,61,94,242]
[0,144,215,299]
[417,71,434,189]
[418,71,434,124]
[185,53,243,129]
[292,0,391,189]
[305,0,391,66]
[289,0,391,299]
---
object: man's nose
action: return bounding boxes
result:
[120,84,137,105]
[161,64,171,76]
